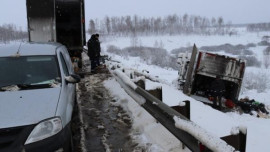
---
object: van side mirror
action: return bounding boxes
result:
[65,74,81,83]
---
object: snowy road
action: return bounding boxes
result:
[73,68,142,152]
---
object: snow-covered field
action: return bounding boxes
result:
[102,29,265,52]
[101,30,270,152]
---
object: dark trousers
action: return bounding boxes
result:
[96,56,100,66]
[90,57,100,71]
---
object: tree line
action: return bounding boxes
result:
[88,14,234,36]
[247,23,270,32]
[0,24,28,43]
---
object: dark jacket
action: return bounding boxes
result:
[96,39,101,56]
[210,78,225,97]
[87,35,100,59]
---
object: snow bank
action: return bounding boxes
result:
[145,79,162,90]
[104,79,187,152]
[230,126,247,135]
[106,55,178,85]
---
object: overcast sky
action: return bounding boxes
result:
[1,0,270,30]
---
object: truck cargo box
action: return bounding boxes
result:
[26,0,86,53]
[179,45,245,102]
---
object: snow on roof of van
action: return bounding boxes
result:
[0,42,63,57]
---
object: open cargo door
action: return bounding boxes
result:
[27,0,56,42]
[55,0,86,51]
[183,44,198,94]
[26,0,85,50]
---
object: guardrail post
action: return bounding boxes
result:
[134,79,145,89]
[147,88,163,101]
[171,100,191,150]
[135,80,163,101]
[171,100,190,120]
[221,129,247,152]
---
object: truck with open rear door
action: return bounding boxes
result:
[26,0,86,71]
[178,45,246,104]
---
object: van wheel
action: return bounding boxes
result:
[68,135,74,152]
[64,127,74,152]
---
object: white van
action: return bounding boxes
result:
[0,42,80,152]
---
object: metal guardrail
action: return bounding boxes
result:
[135,87,201,152]
[112,69,238,152]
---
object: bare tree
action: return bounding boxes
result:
[87,14,231,36]
[218,17,224,27]
[153,17,162,34]
[105,16,111,34]
[88,19,96,34]
[211,17,216,27]
[130,32,138,47]
[263,47,270,68]
[247,23,270,32]
[0,24,27,43]
[243,71,269,93]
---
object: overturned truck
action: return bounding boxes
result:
[177,45,246,103]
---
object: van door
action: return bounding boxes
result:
[56,47,76,126]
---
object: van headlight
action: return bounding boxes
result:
[25,117,62,145]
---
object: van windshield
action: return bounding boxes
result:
[0,56,60,88]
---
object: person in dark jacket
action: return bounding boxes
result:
[95,34,101,67]
[87,34,101,72]
[209,75,226,110]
